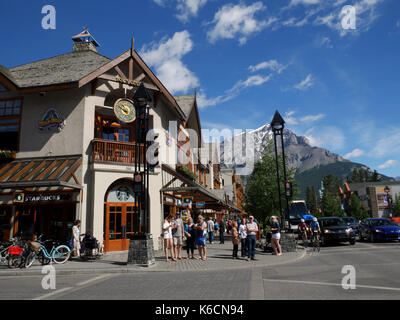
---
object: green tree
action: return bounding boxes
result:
[244,142,298,223]
[392,195,400,217]
[306,185,319,216]
[322,174,341,196]
[321,190,343,217]
[348,194,370,220]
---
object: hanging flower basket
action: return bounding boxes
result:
[0,150,16,159]
[176,164,198,181]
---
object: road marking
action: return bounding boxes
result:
[32,287,74,300]
[263,278,400,292]
[32,274,116,300]
[77,274,112,286]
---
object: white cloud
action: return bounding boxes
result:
[198,74,272,108]
[152,0,207,22]
[176,0,207,23]
[140,31,199,94]
[344,148,365,159]
[369,127,400,158]
[207,2,274,45]
[284,110,325,125]
[290,0,320,6]
[378,160,399,170]
[294,74,315,90]
[305,126,345,150]
[249,60,286,73]
[319,36,333,48]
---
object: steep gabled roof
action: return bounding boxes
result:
[174,94,195,121]
[7,51,110,88]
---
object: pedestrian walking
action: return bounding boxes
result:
[163,215,176,262]
[270,216,282,256]
[207,217,215,244]
[72,220,82,258]
[231,221,240,259]
[194,215,208,260]
[172,212,185,260]
[219,219,225,244]
[239,218,248,260]
[246,216,259,261]
[184,217,196,259]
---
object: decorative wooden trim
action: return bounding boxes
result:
[47,159,70,180]
[9,161,35,182]
[0,74,18,91]
[60,158,82,182]
[34,160,59,181]
[114,66,127,79]
[22,161,48,181]
[0,163,23,182]
[129,58,134,80]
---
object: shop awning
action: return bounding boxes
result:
[161,164,241,212]
[0,155,83,191]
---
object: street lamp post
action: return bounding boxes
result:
[270,110,291,231]
[132,82,152,235]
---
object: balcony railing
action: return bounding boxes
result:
[91,139,144,165]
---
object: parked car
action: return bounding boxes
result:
[359,218,400,242]
[342,217,360,236]
[319,217,356,246]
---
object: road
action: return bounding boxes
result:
[1,241,399,300]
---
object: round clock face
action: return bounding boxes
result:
[114,99,136,123]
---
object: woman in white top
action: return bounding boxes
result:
[163,215,177,262]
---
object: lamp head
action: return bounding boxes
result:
[270,110,285,132]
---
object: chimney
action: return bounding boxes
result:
[72,29,100,53]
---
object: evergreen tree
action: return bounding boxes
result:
[348,193,370,220]
[321,190,343,217]
[244,142,298,223]
[393,195,400,217]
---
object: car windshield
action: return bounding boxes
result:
[321,218,346,227]
[369,219,398,227]
[289,202,307,219]
[342,217,358,224]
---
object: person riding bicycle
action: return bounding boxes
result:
[310,217,321,239]
[298,219,309,240]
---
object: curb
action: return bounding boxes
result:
[0,248,308,277]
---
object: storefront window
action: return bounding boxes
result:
[0,98,22,154]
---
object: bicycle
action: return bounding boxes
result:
[0,240,13,265]
[25,238,71,268]
[311,231,320,253]
[297,229,309,247]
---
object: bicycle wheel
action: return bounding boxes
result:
[52,245,71,264]
[38,251,51,265]
[25,251,37,268]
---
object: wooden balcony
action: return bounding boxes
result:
[91,139,144,165]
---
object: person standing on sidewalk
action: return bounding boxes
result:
[207,217,215,244]
[72,220,82,258]
[163,216,176,262]
[219,219,225,244]
[270,216,282,256]
[184,217,196,259]
[239,218,248,260]
[194,215,208,260]
[231,221,240,259]
[246,216,259,261]
[172,212,185,260]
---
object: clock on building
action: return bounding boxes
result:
[113,98,136,123]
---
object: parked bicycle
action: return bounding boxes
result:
[25,236,71,268]
[0,240,13,265]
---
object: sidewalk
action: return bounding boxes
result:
[0,241,307,277]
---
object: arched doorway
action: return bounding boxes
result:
[104,180,139,252]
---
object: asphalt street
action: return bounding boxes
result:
[0,241,399,300]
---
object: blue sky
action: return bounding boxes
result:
[0,0,400,177]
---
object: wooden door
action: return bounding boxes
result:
[104,204,133,252]
[0,206,12,241]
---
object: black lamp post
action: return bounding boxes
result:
[132,82,152,235]
[270,110,291,231]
